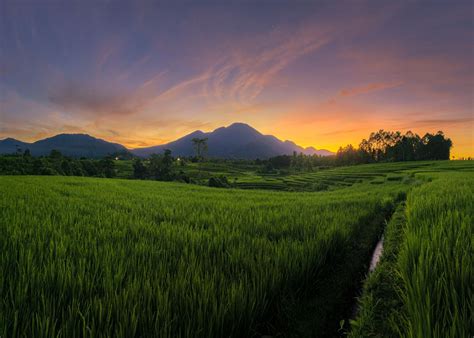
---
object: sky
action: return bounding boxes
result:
[0,0,472,157]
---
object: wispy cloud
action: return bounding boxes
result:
[206,25,332,103]
[338,82,403,98]
[397,117,473,130]
[48,70,168,118]
[143,22,332,110]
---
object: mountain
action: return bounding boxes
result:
[0,138,30,155]
[131,123,334,159]
[303,146,334,157]
[0,134,127,158]
[0,123,334,159]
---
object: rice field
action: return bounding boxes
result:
[0,160,472,337]
[350,168,473,338]
[395,172,473,337]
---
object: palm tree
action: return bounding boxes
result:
[192,138,208,160]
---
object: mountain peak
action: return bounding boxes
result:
[228,122,251,128]
[187,130,205,138]
[44,133,94,140]
[226,122,258,132]
[1,137,24,143]
[1,123,334,159]
[131,122,334,158]
[0,133,126,157]
[213,123,261,138]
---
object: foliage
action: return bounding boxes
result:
[262,153,334,172]
[349,203,407,337]
[148,149,175,180]
[192,138,208,161]
[0,160,472,337]
[0,173,407,337]
[394,173,473,337]
[133,149,190,182]
[208,175,231,188]
[99,157,116,178]
[357,129,452,163]
[0,150,116,178]
[350,171,473,338]
[262,130,453,170]
[132,158,147,179]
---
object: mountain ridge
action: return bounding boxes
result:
[0,134,127,158]
[0,123,334,159]
[131,123,334,158]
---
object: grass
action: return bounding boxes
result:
[349,203,407,337]
[395,172,473,337]
[0,160,472,337]
[350,170,473,338]
[0,175,405,337]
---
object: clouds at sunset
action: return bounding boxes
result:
[0,1,472,156]
[338,82,404,98]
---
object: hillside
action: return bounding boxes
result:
[0,134,127,158]
[0,123,334,159]
[131,123,333,158]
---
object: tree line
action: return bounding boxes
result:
[0,130,455,180]
[261,130,453,171]
[337,130,452,165]
[132,149,190,182]
[0,150,116,177]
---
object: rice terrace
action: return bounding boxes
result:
[0,1,473,337]
[1,158,472,337]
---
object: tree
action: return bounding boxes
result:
[358,130,451,163]
[162,149,174,171]
[336,144,359,165]
[80,160,100,176]
[192,138,208,160]
[148,149,175,181]
[269,155,292,169]
[49,149,63,159]
[208,176,230,188]
[61,160,73,176]
[420,131,452,160]
[133,158,147,179]
[99,157,115,178]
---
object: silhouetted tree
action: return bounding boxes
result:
[49,149,63,159]
[149,149,175,180]
[192,138,208,160]
[336,144,361,165]
[208,175,230,188]
[420,131,452,160]
[61,160,73,176]
[133,158,147,179]
[99,156,115,178]
[80,160,100,176]
[358,130,452,162]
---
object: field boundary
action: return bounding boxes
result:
[253,196,405,337]
[348,202,407,337]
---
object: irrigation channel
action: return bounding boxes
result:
[369,236,384,273]
[349,234,385,321]
[257,201,401,338]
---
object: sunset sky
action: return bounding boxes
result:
[0,1,472,157]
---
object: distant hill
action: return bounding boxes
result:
[0,123,334,159]
[0,134,127,158]
[131,123,334,159]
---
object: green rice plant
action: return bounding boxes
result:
[349,203,407,337]
[350,169,473,337]
[0,176,406,338]
[1,161,472,337]
[394,172,473,338]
